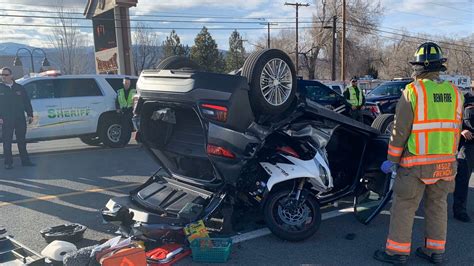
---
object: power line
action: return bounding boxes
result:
[395,10,473,24]
[0,7,269,20]
[347,24,473,54]
[0,10,471,51]
[0,22,325,31]
[425,1,474,14]
[0,13,311,24]
[1,22,471,54]
[346,21,474,50]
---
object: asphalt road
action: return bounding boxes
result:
[0,139,473,265]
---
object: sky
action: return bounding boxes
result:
[0,0,472,51]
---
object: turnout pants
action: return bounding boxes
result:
[2,118,30,165]
[386,167,455,256]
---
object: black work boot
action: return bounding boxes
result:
[415,247,444,265]
[373,249,408,265]
[453,212,471,223]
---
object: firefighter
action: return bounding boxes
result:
[374,42,463,265]
[343,77,365,122]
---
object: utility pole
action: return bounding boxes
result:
[260,22,278,48]
[331,15,337,81]
[341,0,346,82]
[284,2,310,75]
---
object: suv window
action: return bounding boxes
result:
[305,84,340,102]
[56,79,103,97]
[105,78,138,92]
[367,82,409,97]
[24,80,57,99]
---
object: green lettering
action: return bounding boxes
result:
[64,110,70,117]
[86,108,90,116]
[48,109,56,119]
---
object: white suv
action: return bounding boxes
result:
[15,73,138,148]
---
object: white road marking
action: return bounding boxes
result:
[0,145,139,161]
[232,205,356,244]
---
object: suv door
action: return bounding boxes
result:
[302,81,349,115]
[353,137,393,224]
[23,79,64,139]
[55,78,105,136]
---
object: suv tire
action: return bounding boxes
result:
[99,115,131,148]
[371,114,395,135]
[241,49,297,116]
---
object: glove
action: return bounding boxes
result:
[381,160,395,174]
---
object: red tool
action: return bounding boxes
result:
[146,243,191,266]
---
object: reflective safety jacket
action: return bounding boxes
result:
[387,79,464,184]
[344,85,364,107]
[117,88,136,109]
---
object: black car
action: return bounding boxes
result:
[366,79,413,114]
[298,79,380,125]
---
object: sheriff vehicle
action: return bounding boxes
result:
[14,71,138,147]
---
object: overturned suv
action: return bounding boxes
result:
[102,49,394,242]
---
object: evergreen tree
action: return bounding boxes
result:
[190,27,224,72]
[161,30,187,59]
[225,30,246,72]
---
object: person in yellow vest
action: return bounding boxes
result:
[115,77,136,138]
[374,42,463,265]
[343,77,365,122]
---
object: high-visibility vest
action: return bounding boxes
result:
[398,79,463,183]
[117,88,136,108]
[346,86,363,107]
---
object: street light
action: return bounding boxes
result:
[13,48,50,73]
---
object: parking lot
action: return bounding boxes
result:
[0,139,473,265]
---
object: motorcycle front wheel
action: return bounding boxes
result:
[264,189,321,241]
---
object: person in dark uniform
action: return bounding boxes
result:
[453,94,474,222]
[0,67,35,169]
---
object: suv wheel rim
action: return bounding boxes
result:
[107,124,122,143]
[385,121,394,135]
[260,58,293,106]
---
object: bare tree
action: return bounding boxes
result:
[441,35,474,77]
[292,0,383,79]
[49,4,89,74]
[132,22,161,75]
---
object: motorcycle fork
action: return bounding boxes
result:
[294,178,307,200]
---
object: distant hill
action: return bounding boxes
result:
[0,42,59,56]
